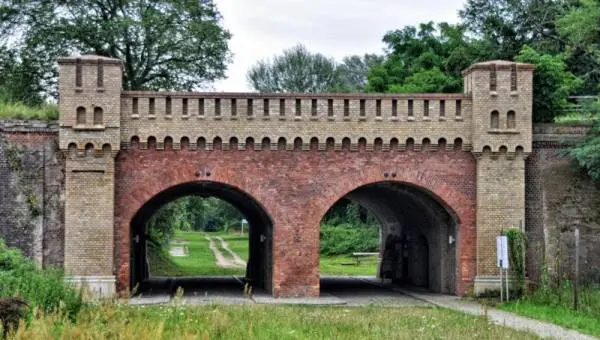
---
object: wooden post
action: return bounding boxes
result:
[574,228,580,311]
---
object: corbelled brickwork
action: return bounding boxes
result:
[54,55,534,297]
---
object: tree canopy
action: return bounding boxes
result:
[0,0,232,100]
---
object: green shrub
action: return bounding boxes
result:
[0,239,84,320]
[320,223,379,256]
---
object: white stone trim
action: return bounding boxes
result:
[65,275,116,298]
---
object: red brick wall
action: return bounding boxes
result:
[115,148,477,297]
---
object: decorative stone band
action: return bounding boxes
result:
[64,275,116,298]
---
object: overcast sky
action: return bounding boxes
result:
[212,0,465,91]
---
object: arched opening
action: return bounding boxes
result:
[130,181,273,296]
[76,107,86,125]
[325,137,335,151]
[319,181,457,294]
[261,137,270,151]
[180,137,190,150]
[229,137,238,151]
[93,107,103,125]
[507,110,516,129]
[277,137,286,151]
[246,137,255,151]
[197,137,206,151]
[491,110,500,129]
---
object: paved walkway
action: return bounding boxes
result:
[131,276,426,307]
[395,287,596,340]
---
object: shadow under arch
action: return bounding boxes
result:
[129,180,274,295]
[318,180,459,294]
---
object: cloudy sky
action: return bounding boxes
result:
[212,0,465,91]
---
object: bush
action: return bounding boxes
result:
[320,223,379,256]
[0,239,84,321]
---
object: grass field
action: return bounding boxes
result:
[148,230,379,277]
[12,303,538,339]
[148,231,245,276]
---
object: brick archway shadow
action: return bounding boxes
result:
[317,180,466,294]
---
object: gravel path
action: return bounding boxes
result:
[215,236,247,266]
[396,288,596,340]
[204,236,241,268]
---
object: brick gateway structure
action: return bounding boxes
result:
[58,56,533,297]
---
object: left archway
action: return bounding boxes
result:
[127,181,273,294]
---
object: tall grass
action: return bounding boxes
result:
[0,239,84,320]
[500,281,600,337]
[0,101,58,120]
[12,303,538,339]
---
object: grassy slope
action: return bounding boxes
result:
[148,231,243,276]
[500,301,600,338]
[14,304,538,339]
[498,286,600,338]
[149,231,379,277]
[0,102,58,120]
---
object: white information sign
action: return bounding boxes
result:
[496,236,509,269]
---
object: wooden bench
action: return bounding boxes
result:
[351,252,379,265]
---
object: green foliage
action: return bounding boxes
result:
[0,239,84,320]
[556,0,600,94]
[388,67,460,93]
[147,196,243,248]
[515,45,582,122]
[0,101,58,121]
[246,44,339,93]
[0,0,231,95]
[366,22,475,93]
[320,224,379,256]
[459,0,566,60]
[25,189,41,218]
[569,124,600,181]
[501,282,600,337]
[503,228,527,294]
[330,54,384,92]
[4,147,21,172]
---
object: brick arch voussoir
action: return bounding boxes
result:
[313,171,469,226]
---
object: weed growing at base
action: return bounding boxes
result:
[500,282,600,338]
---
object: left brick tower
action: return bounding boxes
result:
[58,55,122,297]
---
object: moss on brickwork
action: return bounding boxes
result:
[25,189,41,218]
[5,147,22,172]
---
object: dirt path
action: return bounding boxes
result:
[205,236,243,268]
[215,236,247,266]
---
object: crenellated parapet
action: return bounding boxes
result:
[120,92,472,152]
[57,55,533,159]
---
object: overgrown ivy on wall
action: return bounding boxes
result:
[504,228,527,294]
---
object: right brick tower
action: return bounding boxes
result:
[463,60,534,294]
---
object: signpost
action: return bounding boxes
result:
[241,219,248,236]
[497,235,509,301]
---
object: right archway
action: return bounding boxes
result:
[321,181,459,294]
